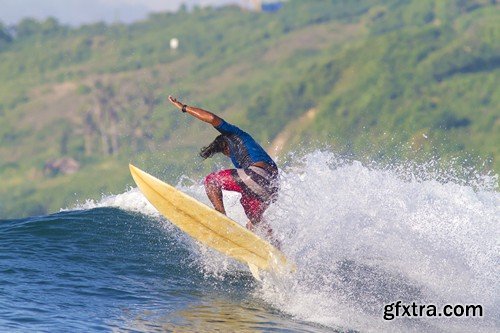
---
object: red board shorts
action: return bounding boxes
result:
[204,166,279,222]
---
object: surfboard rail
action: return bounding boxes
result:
[129,164,294,277]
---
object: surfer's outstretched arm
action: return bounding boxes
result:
[168,96,222,127]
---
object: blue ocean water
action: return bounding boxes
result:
[1,152,499,332]
[0,208,328,332]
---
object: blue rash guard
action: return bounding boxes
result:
[215,119,277,170]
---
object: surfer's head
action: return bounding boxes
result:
[200,135,229,159]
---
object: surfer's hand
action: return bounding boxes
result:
[168,95,184,110]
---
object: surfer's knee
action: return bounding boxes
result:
[205,169,241,193]
[204,172,219,188]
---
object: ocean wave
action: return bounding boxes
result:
[61,150,499,332]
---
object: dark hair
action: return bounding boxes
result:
[200,134,227,159]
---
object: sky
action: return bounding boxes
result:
[0,0,241,26]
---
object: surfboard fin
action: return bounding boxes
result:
[248,263,261,281]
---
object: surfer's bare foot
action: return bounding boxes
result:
[246,220,255,231]
[247,220,281,250]
[270,237,282,250]
[264,226,282,250]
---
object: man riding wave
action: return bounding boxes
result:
[168,96,279,240]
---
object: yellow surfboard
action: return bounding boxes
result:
[129,164,293,280]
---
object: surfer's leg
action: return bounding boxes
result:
[241,196,281,248]
[204,178,226,214]
[240,196,267,226]
[204,169,242,214]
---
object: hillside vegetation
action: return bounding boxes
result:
[0,0,498,218]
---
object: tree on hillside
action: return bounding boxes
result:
[82,111,97,156]
[40,17,63,36]
[128,76,162,152]
[78,75,164,157]
[15,17,65,39]
[86,80,121,156]
[0,22,12,41]
[0,22,13,50]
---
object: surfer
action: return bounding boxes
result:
[168,96,279,238]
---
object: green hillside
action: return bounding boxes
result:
[0,0,498,218]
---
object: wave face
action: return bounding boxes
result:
[1,151,498,332]
[254,151,499,332]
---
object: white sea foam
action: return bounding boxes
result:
[68,150,499,332]
[65,187,160,216]
[258,151,499,332]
